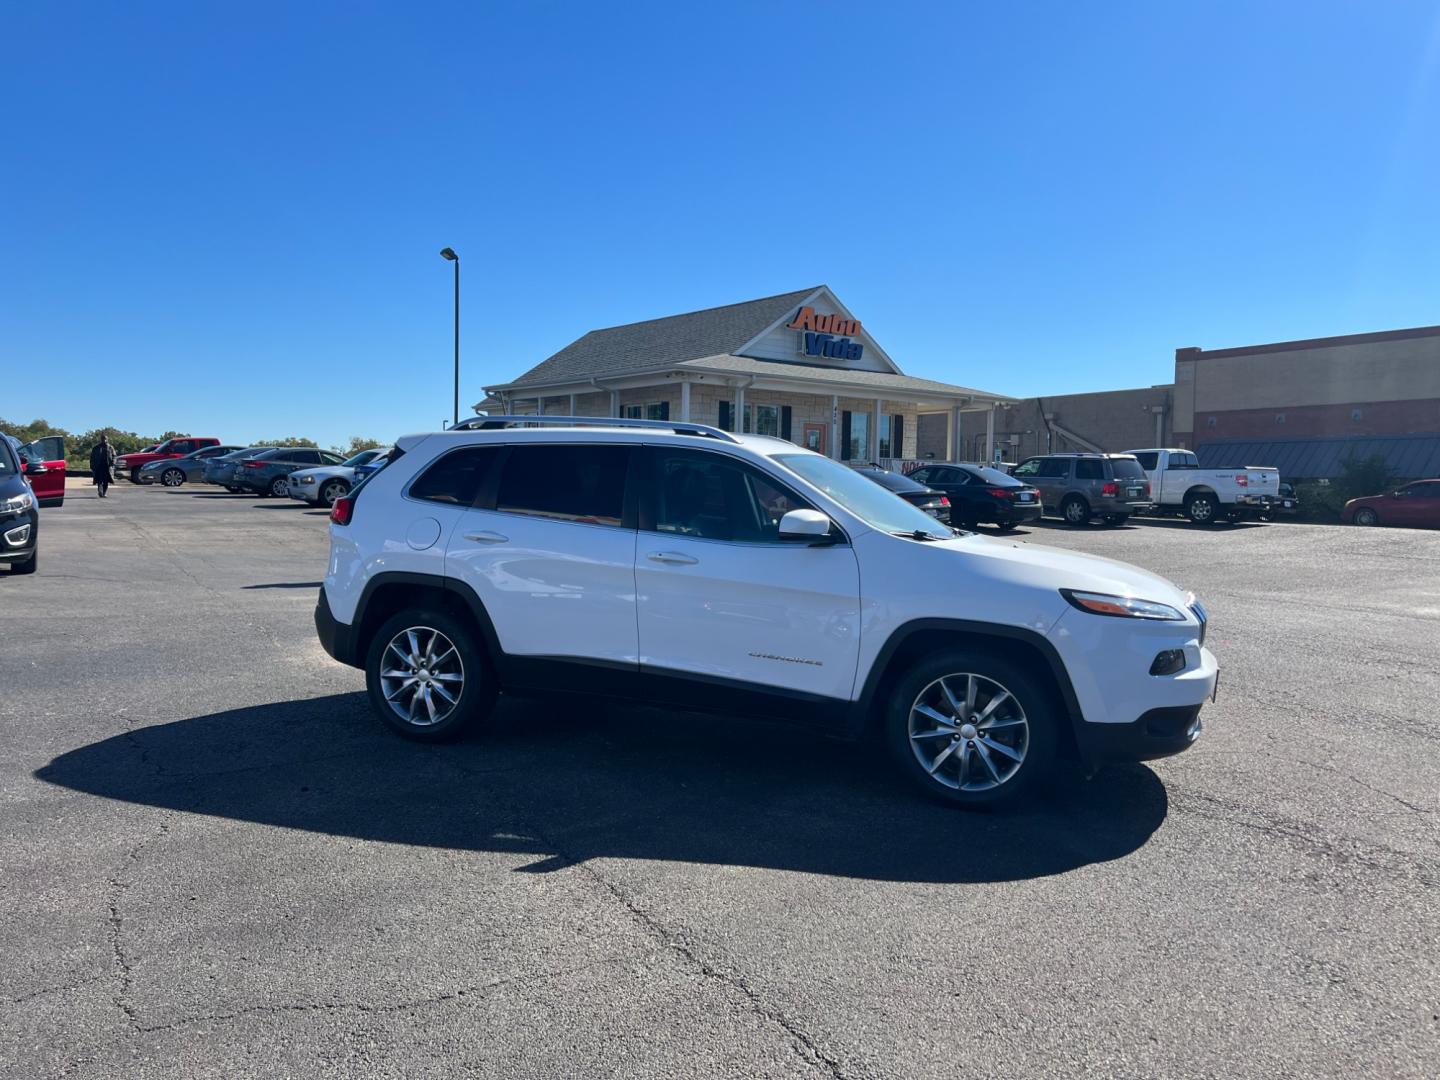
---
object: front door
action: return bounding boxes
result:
[801,423,827,456]
[20,437,66,506]
[634,447,861,705]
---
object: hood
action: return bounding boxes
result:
[944,534,1193,609]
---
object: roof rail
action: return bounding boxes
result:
[452,414,740,443]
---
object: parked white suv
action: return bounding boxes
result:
[315,417,1217,806]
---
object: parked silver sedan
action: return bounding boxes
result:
[287,447,391,507]
[138,445,243,487]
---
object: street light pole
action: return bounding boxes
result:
[440,247,459,426]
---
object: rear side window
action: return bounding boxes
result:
[409,446,501,506]
[1039,458,1071,478]
[496,444,629,526]
[1075,459,1103,480]
[1111,458,1145,479]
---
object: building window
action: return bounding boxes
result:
[877,415,892,458]
[623,402,669,421]
[1275,413,1286,424]
[752,404,779,438]
[1351,408,1363,421]
[848,412,870,460]
[1206,416,1217,427]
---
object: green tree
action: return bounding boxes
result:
[0,417,71,446]
[255,436,319,448]
[70,428,161,465]
[1335,454,1394,502]
[340,436,385,455]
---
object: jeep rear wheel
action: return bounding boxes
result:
[365,609,496,742]
[886,649,1056,808]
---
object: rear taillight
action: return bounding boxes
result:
[938,496,951,507]
[243,460,265,468]
[1102,482,1118,497]
[984,488,1012,498]
[1235,474,1248,487]
[330,496,354,525]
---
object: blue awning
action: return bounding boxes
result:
[1196,434,1440,481]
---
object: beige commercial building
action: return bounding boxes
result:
[476,286,1014,468]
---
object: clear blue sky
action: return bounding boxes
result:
[5,1,1439,448]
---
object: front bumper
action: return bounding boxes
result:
[315,586,359,667]
[288,478,322,503]
[0,511,38,562]
[1074,703,1207,763]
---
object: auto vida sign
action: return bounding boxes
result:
[787,306,864,362]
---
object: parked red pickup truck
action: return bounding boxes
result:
[116,437,221,484]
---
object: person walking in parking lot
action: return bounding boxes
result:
[90,435,115,498]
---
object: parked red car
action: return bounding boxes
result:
[1342,480,1440,528]
[13,436,67,508]
[115,437,221,484]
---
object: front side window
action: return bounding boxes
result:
[653,449,811,542]
[1167,452,1200,469]
[496,444,629,526]
[1011,458,1041,478]
[410,446,501,506]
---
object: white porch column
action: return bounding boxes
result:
[872,398,882,464]
[680,380,691,422]
[985,405,996,465]
[948,406,963,461]
[735,382,746,433]
[609,389,620,417]
[830,395,840,459]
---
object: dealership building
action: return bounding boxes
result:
[476,286,1014,467]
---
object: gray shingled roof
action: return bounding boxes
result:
[1197,435,1440,480]
[497,287,821,389]
[676,354,1014,402]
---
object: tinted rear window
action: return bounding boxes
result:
[496,445,629,526]
[966,466,1021,487]
[1075,459,1103,480]
[409,446,501,506]
[863,469,928,493]
[1110,458,1145,479]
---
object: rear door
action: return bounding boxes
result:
[446,442,640,667]
[633,446,861,704]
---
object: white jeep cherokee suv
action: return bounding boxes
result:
[315,417,1217,807]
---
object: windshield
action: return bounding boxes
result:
[775,454,955,539]
[1111,457,1145,479]
[342,449,381,467]
[0,436,17,475]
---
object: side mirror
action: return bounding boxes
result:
[24,462,47,475]
[778,509,835,542]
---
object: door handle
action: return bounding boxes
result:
[646,551,698,566]
[463,531,509,544]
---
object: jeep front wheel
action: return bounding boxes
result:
[886,650,1055,807]
[365,609,497,742]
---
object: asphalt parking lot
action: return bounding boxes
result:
[3,478,1437,1079]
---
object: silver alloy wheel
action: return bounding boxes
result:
[1355,508,1377,526]
[321,480,346,506]
[908,672,1029,792]
[1063,498,1087,524]
[162,469,184,487]
[271,476,289,497]
[380,626,465,727]
[1189,496,1215,522]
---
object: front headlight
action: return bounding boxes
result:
[1,490,36,515]
[1061,589,1185,621]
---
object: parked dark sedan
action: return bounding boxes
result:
[850,465,951,521]
[232,447,346,497]
[906,463,1043,530]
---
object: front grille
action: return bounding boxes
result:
[1190,602,1208,646]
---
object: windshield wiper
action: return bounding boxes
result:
[893,529,943,541]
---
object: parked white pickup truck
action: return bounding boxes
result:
[1124,448,1280,524]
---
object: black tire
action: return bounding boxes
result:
[1186,493,1219,525]
[129,468,141,484]
[225,485,242,493]
[161,468,185,488]
[1103,514,1129,527]
[995,522,1018,532]
[9,548,37,575]
[365,608,497,742]
[886,648,1057,808]
[1061,495,1090,526]
[1354,507,1379,526]
[320,478,349,507]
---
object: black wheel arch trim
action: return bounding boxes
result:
[851,618,1085,740]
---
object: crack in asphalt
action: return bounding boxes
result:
[6,974,109,1007]
[107,821,171,1031]
[130,954,639,1034]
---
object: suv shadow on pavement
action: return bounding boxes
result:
[36,692,1168,885]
